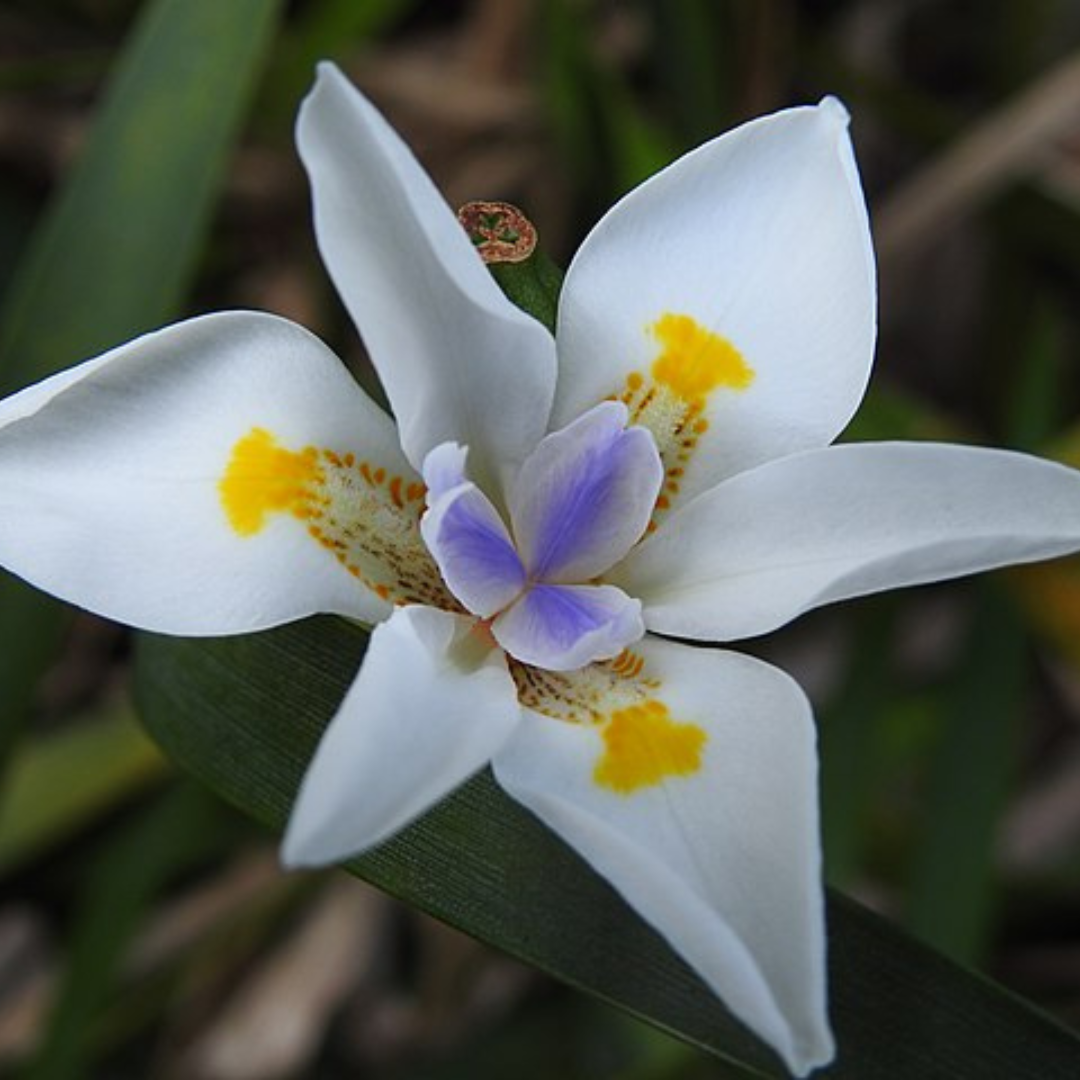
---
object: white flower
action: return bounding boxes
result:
[1,63,1079,1076]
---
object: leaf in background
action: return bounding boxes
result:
[20,781,225,1080]
[819,599,897,887]
[907,262,1070,962]
[541,0,677,204]
[905,582,1027,964]
[0,0,284,770]
[646,0,732,146]
[263,0,419,125]
[135,619,1080,1079]
[0,702,166,874]
[1006,296,1080,670]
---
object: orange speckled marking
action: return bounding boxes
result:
[594,700,706,795]
[609,649,645,679]
[512,648,659,725]
[219,426,454,610]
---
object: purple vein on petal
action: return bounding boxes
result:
[511,402,663,584]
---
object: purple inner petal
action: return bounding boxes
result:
[422,484,525,617]
[422,441,469,503]
[519,584,607,647]
[512,402,662,583]
[492,582,644,671]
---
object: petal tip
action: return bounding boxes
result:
[788,1029,836,1078]
[816,95,851,127]
[305,60,347,108]
[280,820,331,870]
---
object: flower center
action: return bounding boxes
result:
[420,402,663,672]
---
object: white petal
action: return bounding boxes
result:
[510,402,662,583]
[554,97,875,501]
[421,479,525,618]
[617,442,1080,641]
[0,350,117,426]
[492,583,644,671]
[493,637,830,1075]
[284,605,520,867]
[0,311,415,633]
[297,63,557,495]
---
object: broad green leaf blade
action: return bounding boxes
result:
[135,619,1080,1080]
[0,0,283,770]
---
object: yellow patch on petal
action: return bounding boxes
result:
[220,427,324,535]
[616,312,754,526]
[511,653,704,794]
[594,700,706,795]
[219,426,454,610]
[650,312,753,404]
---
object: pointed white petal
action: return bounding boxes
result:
[493,637,830,1076]
[617,442,1080,641]
[510,402,662,582]
[0,311,419,633]
[421,479,525,618]
[296,64,557,494]
[554,98,875,505]
[284,605,520,867]
[492,582,643,671]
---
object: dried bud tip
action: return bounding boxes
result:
[457,200,538,264]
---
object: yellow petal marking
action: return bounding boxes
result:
[512,652,705,795]
[220,427,324,535]
[617,312,754,527]
[219,426,454,609]
[594,700,706,795]
[650,312,753,403]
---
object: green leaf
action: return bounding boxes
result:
[0,0,283,769]
[263,0,418,125]
[905,583,1027,963]
[490,251,564,335]
[135,618,1080,1079]
[541,0,678,202]
[819,599,897,886]
[0,701,166,873]
[0,0,283,386]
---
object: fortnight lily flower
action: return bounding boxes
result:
[2,63,1080,1077]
